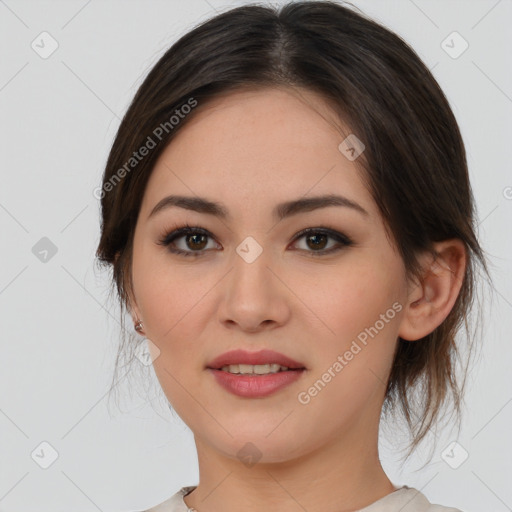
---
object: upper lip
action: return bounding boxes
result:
[206,349,306,369]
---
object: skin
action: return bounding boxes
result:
[128,87,466,512]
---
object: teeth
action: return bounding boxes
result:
[220,363,290,374]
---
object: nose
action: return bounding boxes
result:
[218,244,291,333]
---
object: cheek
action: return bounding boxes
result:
[300,253,405,382]
[132,240,206,337]
[293,263,403,431]
[131,255,210,396]
[304,257,403,337]
[134,260,211,416]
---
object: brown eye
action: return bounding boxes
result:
[304,232,329,250]
[184,233,208,251]
[291,228,353,256]
[157,225,219,257]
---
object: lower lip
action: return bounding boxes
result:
[207,368,306,398]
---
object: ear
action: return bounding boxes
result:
[127,292,144,335]
[128,298,142,324]
[115,251,143,331]
[398,239,467,341]
[126,285,143,326]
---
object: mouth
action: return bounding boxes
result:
[214,363,304,375]
[206,367,306,398]
[206,349,306,398]
[206,348,306,373]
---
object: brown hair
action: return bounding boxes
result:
[95,0,490,461]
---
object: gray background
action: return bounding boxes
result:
[0,0,511,510]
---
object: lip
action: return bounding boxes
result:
[206,349,306,370]
[207,368,306,398]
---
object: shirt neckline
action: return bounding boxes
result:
[178,484,414,511]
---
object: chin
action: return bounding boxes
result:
[206,430,308,466]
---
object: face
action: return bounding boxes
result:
[130,87,410,463]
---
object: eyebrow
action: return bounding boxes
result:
[148,193,369,221]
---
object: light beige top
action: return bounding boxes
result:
[143,485,463,512]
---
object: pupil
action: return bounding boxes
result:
[188,234,207,250]
[307,234,327,250]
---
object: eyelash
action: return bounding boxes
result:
[156,223,354,258]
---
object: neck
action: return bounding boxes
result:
[183,408,395,512]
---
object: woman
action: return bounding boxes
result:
[95,1,488,510]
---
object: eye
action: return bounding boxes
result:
[290,227,353,256]
[156,223,220,257]
[156,224,353,257]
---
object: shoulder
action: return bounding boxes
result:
[360,486,464,512]
[392,487,464,512]
[141,486,196,512]
[426,505,463,512]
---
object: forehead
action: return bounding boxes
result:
[140,87,376,221]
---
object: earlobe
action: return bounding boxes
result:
[129,300,145,335]
[127,294,142,328]
[398,239,466,341]
[125,284,143,333]
[115,251,144,333]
